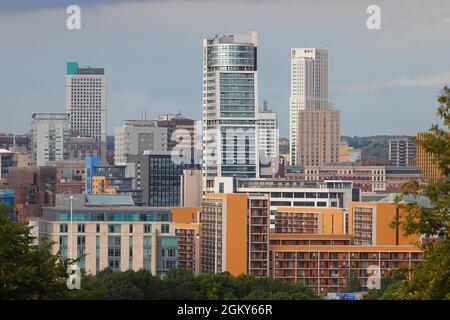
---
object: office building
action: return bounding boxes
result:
[66,136,101,161]
[202,31,259,193]
[30,113,71,166]
[86,156,142,205]
[289,48,329,165]
[66,62,107,159]
[389,138,416,166]
[127,152,184,207]
[0,149,13,179]
[114,120,167,165]
[157,113,196,155]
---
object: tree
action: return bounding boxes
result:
[392,86,450,300]
[0,203,71,299]
[344,272,362,293]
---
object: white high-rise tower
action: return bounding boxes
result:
[66,62,107,160]
[289,48,329,165]
[202,31,259,193]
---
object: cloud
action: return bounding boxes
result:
[332,70,450,93]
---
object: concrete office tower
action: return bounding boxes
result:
[31,113,70,166]
[257,101,278,160]
[297,108,341,166]
[202,31,259,194]
[114,120,167,165]
[66,62,107,160]
[389,138,416,166]
[289,48,329,165]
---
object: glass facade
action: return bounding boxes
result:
[148,155,183,207]
[203,33,259,192]
[108,236,121,271]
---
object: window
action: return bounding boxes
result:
[144,224,152,233]
[77,224,85,233]
[161,224,170,234]
[108,224,121,233]
[129,224,133,233]
[96,224,100,233]
[60,224,68,233]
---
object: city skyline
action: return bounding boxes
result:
[1,0,449,138]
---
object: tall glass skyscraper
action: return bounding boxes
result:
[202,31,259,193]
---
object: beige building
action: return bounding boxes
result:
[180,168,202,207]
[37,195,179,276]
[416,132,444,183]
[297,108,340,167]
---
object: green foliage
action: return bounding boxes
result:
[0,203,70,299]
[344,272,362,293]
[68,268,320,300]
[391,86,450,300]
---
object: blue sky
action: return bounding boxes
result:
[0,0,449,137]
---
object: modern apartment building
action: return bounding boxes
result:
[38,194,178,276]
[272,207,346,235]
[389,138,416,166]
[270,200,422,293]
[114,120,167,166]
[271,245,422,294]
[289,48,329,166]
[202,32,259,193]
[66,62,107,159]
[200,193,270,277]
[347,201,420,246]
[172,207,202,275]
[30,113,71,166]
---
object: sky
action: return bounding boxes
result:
[0,0,449,138]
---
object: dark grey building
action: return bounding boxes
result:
[128,152,184,207]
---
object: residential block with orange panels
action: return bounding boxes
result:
[92,176,117,194]
[347,202,419,246]
[271,245,423,294]
[273,207,346,235]
[200,193,270,277]
[172,207,201,275]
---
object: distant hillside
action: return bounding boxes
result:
[342,135,414,160]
